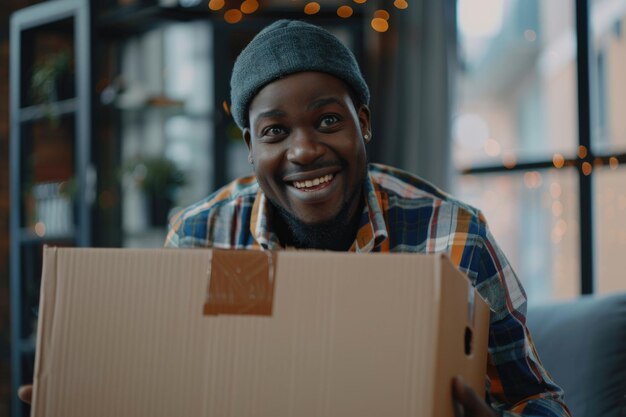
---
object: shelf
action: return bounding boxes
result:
[19,98,77,123]
[19,229,76,245]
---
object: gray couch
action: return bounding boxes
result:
[526,293,626,417]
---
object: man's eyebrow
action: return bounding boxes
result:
[307,97,346,111]
[253,109,286,126]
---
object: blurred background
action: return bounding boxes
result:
[0,0,625,415]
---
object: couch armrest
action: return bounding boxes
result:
[526,293,626,417]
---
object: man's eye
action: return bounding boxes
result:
[261,126,287,137]
[319,114,341,128]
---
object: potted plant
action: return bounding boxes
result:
[122,156,187,227]
[30,50,74,123]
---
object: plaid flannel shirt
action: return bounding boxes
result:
[165,163,571,417]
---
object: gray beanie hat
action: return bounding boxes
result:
[230,19,370,129]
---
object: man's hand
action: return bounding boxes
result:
[18,384,33,404]
[452,376,497,417]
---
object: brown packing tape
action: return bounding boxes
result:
[203,249,276,316]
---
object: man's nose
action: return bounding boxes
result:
[286,129,325,166]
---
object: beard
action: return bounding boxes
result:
[268,177,366,251]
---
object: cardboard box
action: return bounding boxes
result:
[32,247,490,417]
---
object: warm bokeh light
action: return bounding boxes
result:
[224,8,242,23]
[553,153,565,168]
[208,0,225,11]
[552,201,564,217]
[240,0,259,14]
[551,219,568,244]
[484,138,501,157]
[304,2,321,15]
[578,145,588,159]
[524,29,537,41]
[550,182,562,199]
[222,100,230,115]
[393,0,408,9]
[354,0,367,4]
[371,17,389,32]
[502,152,516,168]
[523,171,543,189]
[374,9,390,20]
[609,156,619,169]
[34,222,46,237]
[337,5,353,18]
[582,161,593,176]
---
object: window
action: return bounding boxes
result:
[454,0,626,302]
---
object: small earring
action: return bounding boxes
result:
[364,133,371,143]
[247,155,253,164]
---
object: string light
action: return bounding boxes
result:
[578,145,588,159]
[503,152,516,169]
[304,2,321,15]
[371,17,389,32]
[484,138,501,157]
[240,0,259,14]
[609,156,619,169]
[553,153,565,169]
[337,5,353,18]
[550,182,562,198]
[224,8,242,23]
[373,9,390,20]
[394,0,408,9]
[203,1,409,32]
[34,222,46,237]
[523,171,543,189]
[582,161,592,176]
[208,0,224,11]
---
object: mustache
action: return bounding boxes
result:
[278,159,345,178]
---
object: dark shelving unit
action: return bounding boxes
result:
[9,1,91,416]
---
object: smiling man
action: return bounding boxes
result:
[164,20,571,417]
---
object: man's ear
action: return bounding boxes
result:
[357,105,372,139]
[243,128,254,165]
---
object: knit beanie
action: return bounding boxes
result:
[230,19,370,129]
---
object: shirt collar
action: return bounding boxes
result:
[249,170,389,252]
[351,172,389,252]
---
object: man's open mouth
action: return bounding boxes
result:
[292,173,334,192]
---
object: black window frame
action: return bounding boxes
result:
[458,0,626,295]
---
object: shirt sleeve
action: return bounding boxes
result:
[469,213,572,417]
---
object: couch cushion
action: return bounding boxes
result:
[526,293,626,417]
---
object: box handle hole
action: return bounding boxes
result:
[464,327,473,356]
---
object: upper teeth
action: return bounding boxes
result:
[293,174,334,189]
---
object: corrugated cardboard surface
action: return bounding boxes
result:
[32,248,488,417]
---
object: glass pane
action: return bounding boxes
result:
[591,0,626,153]
[454,169,580,303]
[119,22,214,248]
[594,165,626,293]
[454,0,578,169]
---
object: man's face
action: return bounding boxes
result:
[244,71,370,226]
